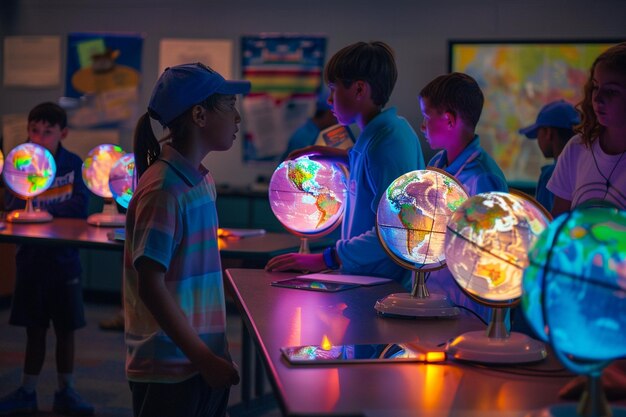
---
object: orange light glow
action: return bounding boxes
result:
[426,351,446,362]
[321,335,332,350]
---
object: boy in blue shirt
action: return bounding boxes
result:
[0,102,93,416]
[518,100,578,212]
[266,41,425,287]
[418,73,508,320]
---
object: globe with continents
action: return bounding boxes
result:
[522,206,626,362]
[3,143,56,198]
[108,153,135,209]
[269,156,347,236]
[376,169,468,270]
[445,191,550,305]
[82,144,125,198]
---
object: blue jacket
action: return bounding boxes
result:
[337,107,424,286]
[427,135,508,321]
[5,144,89,278]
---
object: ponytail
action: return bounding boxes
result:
[134,112,161,179]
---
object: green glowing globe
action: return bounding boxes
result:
[269,156,347,237]
[3,143,56,198]
[376,168,468,270]
[445,191,550,306]
[522,205,626,362]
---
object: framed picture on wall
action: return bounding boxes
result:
[448,39,618,185]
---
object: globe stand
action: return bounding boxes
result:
[87,198,125,227]
[298,237,310,254]
[445,307,547,363]
[528,373,626,417]
[7,198,53,223]
[375,270,460,318]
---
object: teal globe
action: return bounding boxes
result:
[3,143,56,198]
[269,156,347,237]
[445,191,550,305]
[522,206,626,362]
[376,169,468,270]
[108,153,135,209]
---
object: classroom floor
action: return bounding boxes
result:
[0,300,280,417]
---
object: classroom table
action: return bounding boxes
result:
[225,268,586,417]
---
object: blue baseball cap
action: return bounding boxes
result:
[148,62,251,127]
[519,100,580,139]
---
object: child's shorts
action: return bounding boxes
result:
[9,271,86,331]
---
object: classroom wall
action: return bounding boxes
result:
[1,0,625,187]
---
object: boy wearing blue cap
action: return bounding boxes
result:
[126,63,250,417]
[519,100,579,212]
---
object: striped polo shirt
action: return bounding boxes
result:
[124,145,227,383]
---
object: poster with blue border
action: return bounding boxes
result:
[65,32,143,129]
[241,35,326,162]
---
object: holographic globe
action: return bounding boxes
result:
[108,153,135,209]
[377,168,468,270]
[522,205,626,362]
[82,144,125,198]
[445,191,551,305]
[269,156,347,237]
[3,143,56,198]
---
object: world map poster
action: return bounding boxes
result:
[450,41,616,184]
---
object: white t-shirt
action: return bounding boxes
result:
[548,134,626,209]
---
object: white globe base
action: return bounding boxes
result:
[375,292,460,318]
[445,330,547,363]
[6,209,53,223]
[87,213,126,227]
[528,404,626,417]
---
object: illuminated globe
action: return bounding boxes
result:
[445,191,550,305]
[377,168,468,269]
[108,153,135,209]
[523,206,626,362]
[82,144,125,198]
[82,144,126,226]
[3,143,56,198]
[522,204,626,417]
[2,143,56,223]
[374,168,469,318]
[0,149,4,175]
[269,156,347,238]
[444,191,551,363]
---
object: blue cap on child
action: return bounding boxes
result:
[518,100,580,139]
[148,62,251,127]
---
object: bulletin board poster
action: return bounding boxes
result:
[449,40,616,184]
[65,32,144,129]
[241,35,326,162]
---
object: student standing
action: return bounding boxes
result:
[0,102,93,416]
[125,63,249,417]
[518,100,579,212]
[417,73,508,321]
[266,41,425,287]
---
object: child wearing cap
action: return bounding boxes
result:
[124,63,250,417]
[266,41,424,288]
[519,100,579,212]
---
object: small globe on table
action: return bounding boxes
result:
[268,156,347,253]
[522,203,626,417]
[444,190,551,363]
[375,168,468,318]
[108,153,135,210]
[3,143,57,223]
[82,144,126,227]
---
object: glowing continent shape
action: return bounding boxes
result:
[2,143,56,198]
[108,153,135,209]
[445,192,550,304]
[0,149,4,175]
[377,169,468,270]
[522,206,626,361]
[269,156,347,236]
[82,144,125,198]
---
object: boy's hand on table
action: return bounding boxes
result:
[265,253,327,273]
